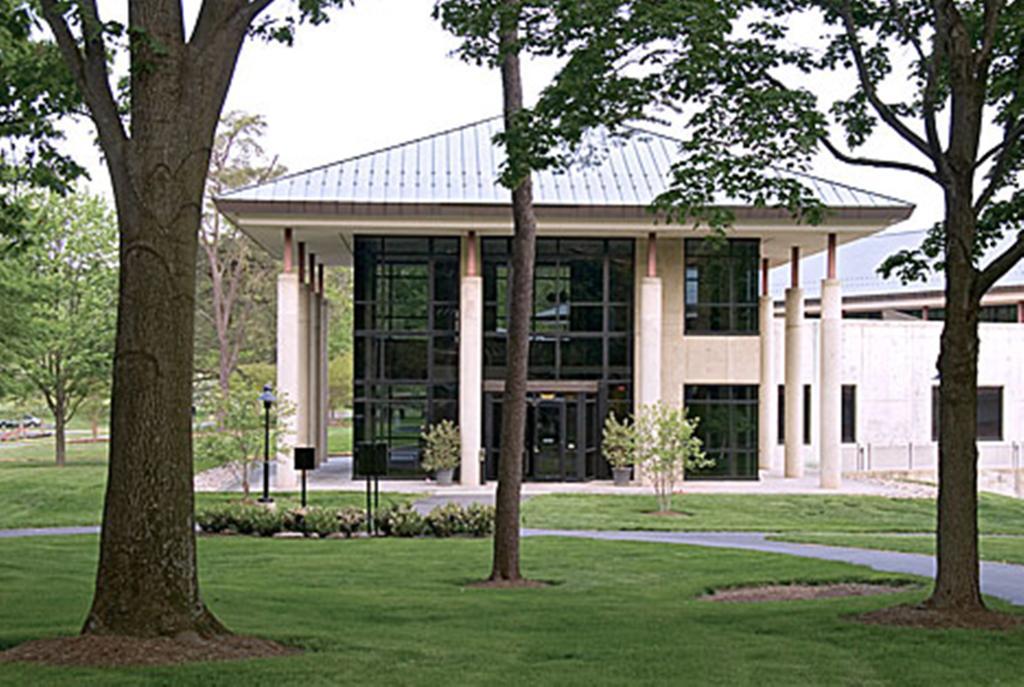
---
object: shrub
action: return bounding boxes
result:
[462,502,496,537]
[425,502,465,537]
[377,502,425,537]
[602,413,635,469]
[337,506,367,537]
[420,419,461,473]
[196,507,233,533]
[634,402,711,512]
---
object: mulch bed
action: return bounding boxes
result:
[0,634,299,668]
[854,604,1024,631]
[702,582,909,603]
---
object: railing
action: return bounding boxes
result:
[847,441,1023,473]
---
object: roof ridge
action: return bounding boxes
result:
[220,115,504,199]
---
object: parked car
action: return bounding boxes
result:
[21,415,42,428]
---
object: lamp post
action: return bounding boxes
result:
[258,384,276,504]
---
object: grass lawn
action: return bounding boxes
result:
[327,424,351,455]
[0,436,409,529]
[521,493,1024,534]
[771,533,1024,566]
[1,535,1022,686]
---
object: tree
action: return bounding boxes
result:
[35,0,347,639]
[0,0,83,239]
[437,0,541,583]
[195,378,291,500]
[0,192,117,466]
[480,0,1024,619]
[196,111,283,402]
[633,403,708,514]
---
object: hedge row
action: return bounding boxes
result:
[195,501,495,539]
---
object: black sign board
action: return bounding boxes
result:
[355,441,388,477]
[294,446,316,471]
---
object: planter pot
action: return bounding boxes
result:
[435,468,455,486]
[612,467,632,487]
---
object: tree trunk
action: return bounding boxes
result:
[82,100,227,637]
[925,182,985,612]
[54,402,66,468]
[490,9,537,583]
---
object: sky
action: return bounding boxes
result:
[59,0,1022,294]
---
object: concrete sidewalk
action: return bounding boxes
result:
[523,529,1024,606]
[197,455,937,499]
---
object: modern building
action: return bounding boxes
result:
[216,117,1024,489]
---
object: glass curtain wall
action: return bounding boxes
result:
[353,237,460,477]
[684,238,760,334]
[684,385,759,479]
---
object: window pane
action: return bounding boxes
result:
[841,385,857,443]
[978,387,1003,441]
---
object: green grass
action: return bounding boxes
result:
[770,533,1024,566]
[0,436,408,529]
[521,493,1024,534]
[1,535,1022,686]
[327,423,352,454]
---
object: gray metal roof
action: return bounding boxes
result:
[220,116,913,209]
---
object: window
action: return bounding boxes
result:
[684,238,760,334]
[684,385,759,479]
[353,237,460,477]
[931,386,1003,441]
[841,385,856,443]
[777,384,811,445]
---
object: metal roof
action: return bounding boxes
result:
[220,116,913,209]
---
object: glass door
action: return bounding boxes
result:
[532,399,565,480]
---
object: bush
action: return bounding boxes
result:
[425,502,465,537]
[463,502,496,537]
[377,502,426,537]
[420,419,461,473]
[283,507,341,537]
[196,503,283,537]
[337,506,367,537]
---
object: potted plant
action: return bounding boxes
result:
[602,413,635,487]
[421,419,461,486]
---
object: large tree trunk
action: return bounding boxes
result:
[926,182,985,612]
[82,33,230,637]
[490,9,537,583]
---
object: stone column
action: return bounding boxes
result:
[784,247,804,479]
[459,233,483,486]
[319,266,330,466]
[308,264,322,466]
[819,234,842,489]
[275,230,302,490]
[638,234,662,409]
[758,257,775,471]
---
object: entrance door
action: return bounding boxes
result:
[531,399,565,480]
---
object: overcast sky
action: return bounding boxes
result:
[60,0,999,293]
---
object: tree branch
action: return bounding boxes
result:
[975,231,1024,297]
[975,0,1006,77]
[974,119,1024,213]
[39,0,128,161]
[837,0,939,164]
[820,134,940,182]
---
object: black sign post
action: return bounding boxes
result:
[356,442,387,535]
[294,447,315,508]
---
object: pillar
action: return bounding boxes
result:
[275,230,302,490]
[459,232,483,486]
[758,258,775,471]
[319,265,330,466]
[638,233,662,408]
[308,254,322,466]
[784,246,804,478]
[819,233,842,489]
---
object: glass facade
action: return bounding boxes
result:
[932,386,1003,442]
[684,238,760,334]
[684,385,759,479]
[481,238,634,479]
[353,237,460,477]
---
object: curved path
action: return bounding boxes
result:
[523,529,1024,606]
[2,525,1021,606]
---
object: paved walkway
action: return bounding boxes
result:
[523,529,1024,606]
[197,455,937,498]
[4,524,1021,606]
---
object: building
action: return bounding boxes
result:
[216,117,1024,489]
